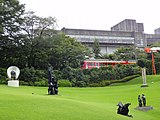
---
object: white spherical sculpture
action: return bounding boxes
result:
[7,66,20,87]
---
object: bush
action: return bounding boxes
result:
[58,79,72,87]
[110,80,123,84]
[34,81,42,86]
[34,79,48,87]
[89,80,111,87]
[19,81,28,86]
[89,83,102,87]
[110,74,140,84]
[74,81,87,87]
[0,68,7,84]
[121,74,140,82]
[100,80,111,86]
[19,67,36,83]
[19,68,48,86]
[28,81,34,86]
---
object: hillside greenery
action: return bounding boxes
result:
[0,75,160,120]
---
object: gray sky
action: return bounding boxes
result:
[19,0,160,34]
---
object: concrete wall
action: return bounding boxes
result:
[111,19,144,32]
[61,19,160,54]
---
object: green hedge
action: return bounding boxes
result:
[58,79,72,87]
[0,66,140,87]
[89,80,111,87]
[89,83,102,87]
[89,75,140,87]
[110,74,140,84]
[0,68,7,84]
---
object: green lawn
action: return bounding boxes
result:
[0,75,160,120]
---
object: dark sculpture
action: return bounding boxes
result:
[138,95,142,107]
[117,102,132,117]
[11,71,16,80]
[138,94,146,107]
[48,80,54,95]
[53,80,58,95]
[142,94,146,106]
[47,65,58,95]
[117,102,123,114]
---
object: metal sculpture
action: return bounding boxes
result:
[117,102,132,117]
[47,65,58,95]
[7,66,20,87]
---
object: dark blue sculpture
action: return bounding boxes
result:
[11,71,16,80]
[117,102,132,117]
[138,95,142,107]
[53,80,58,95]
[138,94,146,107]
[48,65,58,95]
[142,94,146,106]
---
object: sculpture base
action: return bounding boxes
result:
[135,106,153,111]
[141,84,148,87]
[8,80,19,87]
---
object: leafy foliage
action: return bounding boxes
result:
[0,0,25,40]
[1,1,159,87]
[48,34,90,70]
[0,68,7,84]
[92,39,101,58]
[109,46,147,61]
[0,0,25,67]
[58,79,72,87]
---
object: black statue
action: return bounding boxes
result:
[53,80,58,95]
[138,95,142,107]
[142,94,146,106]
[47,65,58,95]
[11,71,16,80]
[48,81,54,95]
[48,65,54,95]
[117,102,132,117]
[117,102,123,114]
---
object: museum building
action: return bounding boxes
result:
[61,19,160,54]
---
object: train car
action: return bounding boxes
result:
[80,59,136,69]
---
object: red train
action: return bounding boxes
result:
[80,59,136,69]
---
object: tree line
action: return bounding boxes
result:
[0,0,89,70]
[1,0,160,87]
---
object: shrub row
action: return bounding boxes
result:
[0,66,140,87]
[0,68,7,84]
[110,74,140,84]
[58,80,72,87]
[89,74,140,87]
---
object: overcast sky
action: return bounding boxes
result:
[19,0,160,34]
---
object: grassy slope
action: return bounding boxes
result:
[0,75,160,120]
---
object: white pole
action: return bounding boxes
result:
[141,68,148,87]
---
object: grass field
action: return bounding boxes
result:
[0,75,160,120]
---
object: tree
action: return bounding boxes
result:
[113,46,146,61]
[48,34,90,70]
[19,11,57,69]
[0,0,25,67]
[0,0,25,44]
[21,11,57,39]
[92,39,101,58]
[137,59,145,68]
